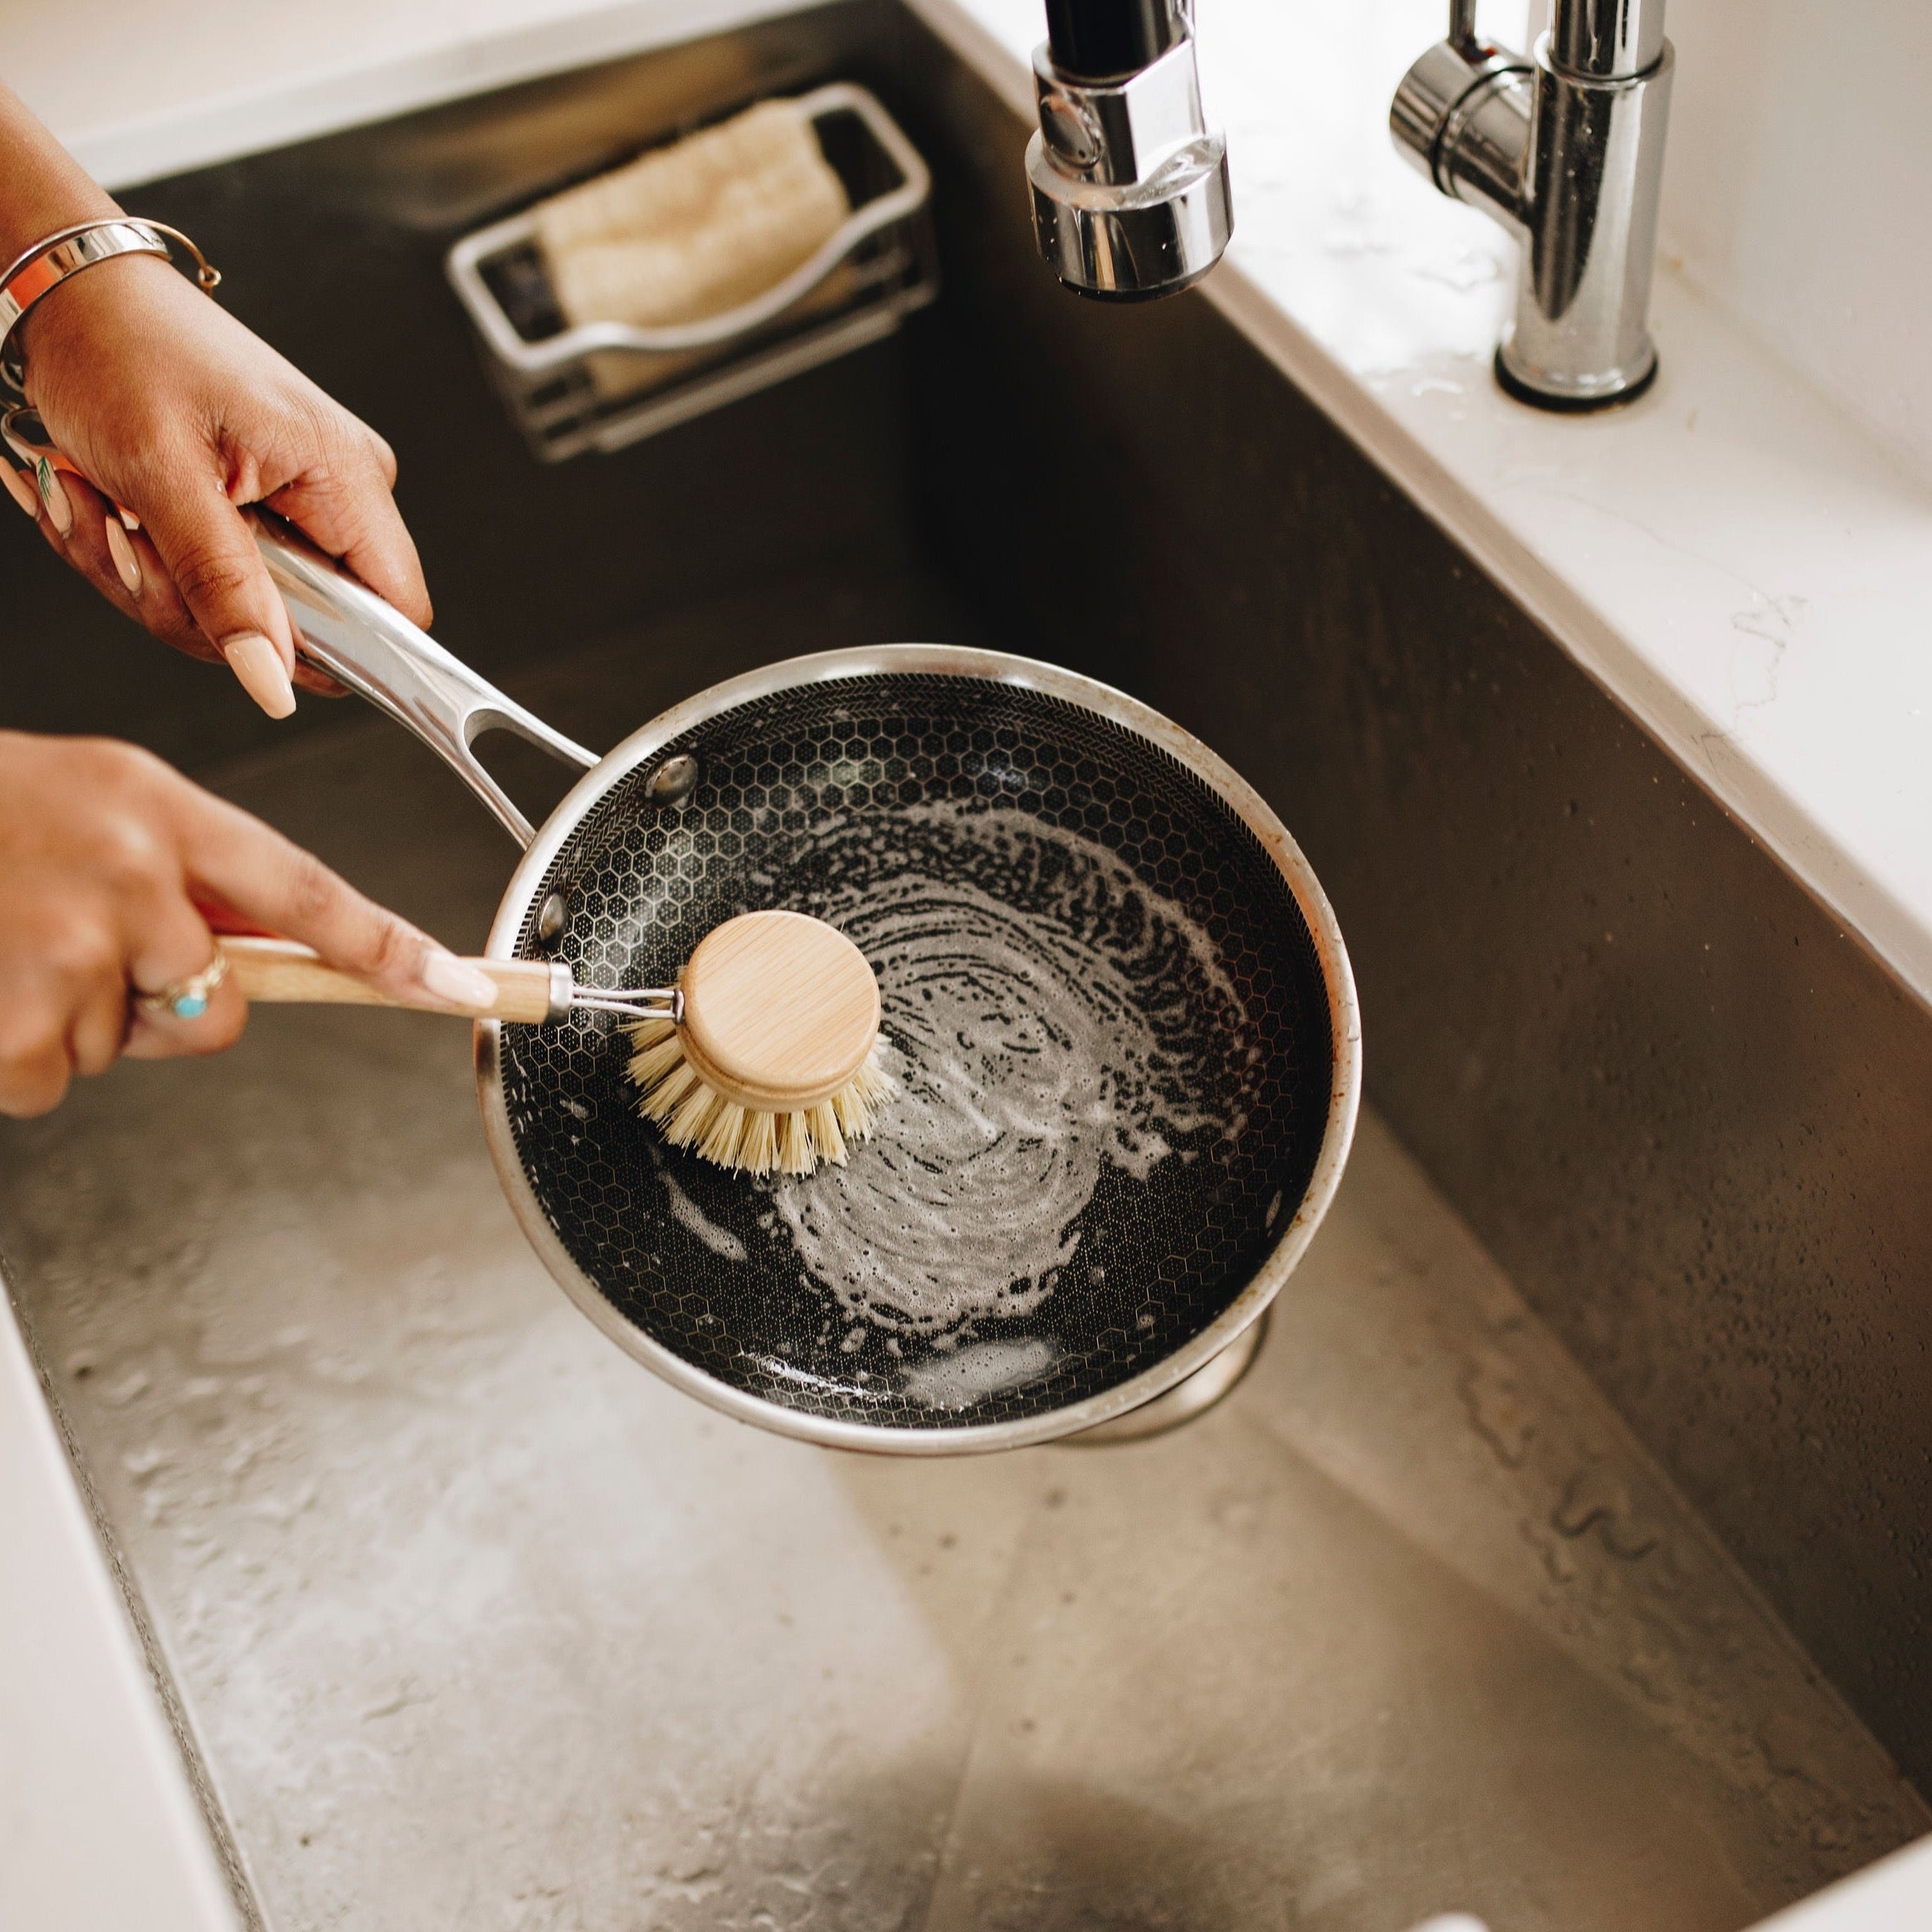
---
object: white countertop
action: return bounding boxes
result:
[3,2,1931,1926]
[0,1287,240,1932]
[1,0,799,188]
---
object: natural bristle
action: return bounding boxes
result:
[624,1022,892,1177]
[621,910,887,1177]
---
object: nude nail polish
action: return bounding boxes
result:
[105,515,142,596]
[222,632,296,720]
[422,950,500,1012]
[36,459,71,538]
[0,464,36,519]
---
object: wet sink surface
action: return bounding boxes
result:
[1,626,1923,1932]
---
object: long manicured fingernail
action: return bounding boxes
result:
[222,632,296,720]
[1,464,36,519]
[105,515,143,596]
[421,950,499,1012]
[36,459,71,537]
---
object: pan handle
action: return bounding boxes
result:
[252,518,597,847]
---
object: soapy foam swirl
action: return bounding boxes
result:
[771,803,1257,1341]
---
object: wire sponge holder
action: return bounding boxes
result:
[446,83,938,463]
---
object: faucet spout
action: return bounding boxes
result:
[1026,0,1232,300]
[1391,0,1674,409]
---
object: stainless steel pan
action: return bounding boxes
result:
[260,524,1361,1453]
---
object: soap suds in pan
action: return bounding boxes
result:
[656,1161,749,1261]
[768,803,1256,1344]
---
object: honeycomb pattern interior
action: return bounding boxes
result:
[500,673,1335,1432]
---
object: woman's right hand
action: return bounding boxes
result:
[0,731,497,1118]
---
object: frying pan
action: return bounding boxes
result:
[259,524,1360,1453]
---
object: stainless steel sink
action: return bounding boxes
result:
[2,6,1928,1928]
[3,646,1922,1931]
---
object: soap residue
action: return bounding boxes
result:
[900,1337,1064,1412]
[658,1163,749,1262]
[771,802,1256,1339]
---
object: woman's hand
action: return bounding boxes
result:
[12,251,430,718]
[0,79,425,717]
[0,731,496,1118]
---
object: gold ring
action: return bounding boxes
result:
[137,949,229,1021]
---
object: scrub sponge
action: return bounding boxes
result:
[535,99,850,330]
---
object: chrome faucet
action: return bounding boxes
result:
[1392,0,1674,409]
[1026,0,1232,301]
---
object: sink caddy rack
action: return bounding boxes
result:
[446,82,937,462]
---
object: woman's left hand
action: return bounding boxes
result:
[12,249,432,718]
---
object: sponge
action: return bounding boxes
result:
[536,99,850,331]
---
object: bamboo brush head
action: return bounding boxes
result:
[624,910,890,1176]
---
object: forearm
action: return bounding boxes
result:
[0,83,118,266]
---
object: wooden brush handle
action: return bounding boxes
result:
[218,937,558,1024]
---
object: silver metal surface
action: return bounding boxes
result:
[549,968,681,1024]
[1391,0,1673,407]
[0,219,172,388]
[1030,37,1202,188]
[642,750,700,804]
[2,0,1926,1806]
[1,218,221,390]
[1064,1306,1270,1443]
[445,83,939,461]
[252,521,596,844]
[1027,27,1232,298]
[1392,42,1535,237]
[476,642,1363,1456]
[1546,0,1666,79]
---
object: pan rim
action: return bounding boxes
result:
[475,643,1362,1454]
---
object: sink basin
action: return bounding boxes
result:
[3,687,1919,1926]
[2,6,1927,1928]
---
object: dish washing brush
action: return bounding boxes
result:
[622,910,890,1177]
[217,908,890,1179]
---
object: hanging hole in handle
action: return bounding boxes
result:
[468,722,589,835]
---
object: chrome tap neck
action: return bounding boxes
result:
[1391,0,1675,410]
[1546,0,1666,80]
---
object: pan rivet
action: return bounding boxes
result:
[644,754,699,806]
[536,892,568,947]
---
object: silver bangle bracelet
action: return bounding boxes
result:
[0,217,222,392]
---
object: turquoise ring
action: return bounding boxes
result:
[137,949,228,1022]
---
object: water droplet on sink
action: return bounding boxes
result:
[1553,1464,1661,1559]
